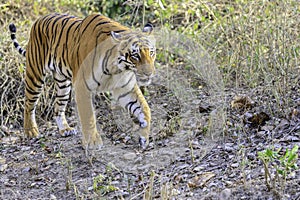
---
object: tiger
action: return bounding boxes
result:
[9,13,156,149]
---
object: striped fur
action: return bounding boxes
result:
[9,13,156,149]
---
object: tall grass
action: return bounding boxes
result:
[1,0,299,132]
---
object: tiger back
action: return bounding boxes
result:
[9,13,156,149]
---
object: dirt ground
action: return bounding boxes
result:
[1,62,300,200]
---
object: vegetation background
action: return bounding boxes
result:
[0,0,299,199]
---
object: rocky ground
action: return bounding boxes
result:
[1,62,300,200]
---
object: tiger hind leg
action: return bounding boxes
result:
[24,70,44,137]
[53,72,77,137]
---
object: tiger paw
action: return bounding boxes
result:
[82,134,103,150]
[59,128,77,137]
[24,127,39,138]
[139,127,150,149]
[139,136,148,149]
[139,120,147,128]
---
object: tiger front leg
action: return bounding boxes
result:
[74,79,103,150]
[114,84,151,149]
[24,105,39,137]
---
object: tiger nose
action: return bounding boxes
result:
[144,71,153,76]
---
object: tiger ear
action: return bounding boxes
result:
[143,23,153,34]
[111,31,122,41]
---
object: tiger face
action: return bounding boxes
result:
[129,44,156,86]
[112,24,156,86]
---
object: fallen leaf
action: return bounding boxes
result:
[1,136,19,144]
[244,112,270,127]
[199,104,212,113]
[231,96,254,110]
[188,172,215,188]
[289,108,300,121]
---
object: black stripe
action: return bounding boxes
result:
[25,79,42,91]
[132,106,141,114]
[47,57,52,70]
[56,101,68,106]
[37,22,44,50]
[81,14,101,35]
[74,21,81,33]
[92,70,101,86]
[56,94,69,98]
[102,45,117,75]
[126,100,137,112]
[83,71,92,91]
[9,23,16,33]
[117,87,134,101]
[18,48,23,55]
[25,86,41,96]
[30,27,39,73]
[44,14,58,35]
[54,16,74,55]
[64,19,81,62]
[94,21,111,31]
[26,62,44,87]
[25,74,43,89]
[58,62,63,74]
[29,26,44,79]
[113,29,127,33]
[28,98,39,103]
[56,83,72,90]
[65,20,81,39]
[66,69,72,78]
[121,73,134,88]
[91,44,101,86]
[11,33,16,40]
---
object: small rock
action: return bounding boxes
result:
[21,146,31,151]
[231,163,239,168]
[123,152,137,160]
[22,167,31,173]
[193,165,204,172]
[1,136,19,144]
[171,188,180,196]
[224,143,235,152]
[224,180,233,186]
[0,164,8,172]
[0,157,6,164]
[50,194,57,200]
[219,188,231,200]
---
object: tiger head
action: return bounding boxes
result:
[111,24,156,86]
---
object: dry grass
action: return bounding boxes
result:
[1,0,299,134]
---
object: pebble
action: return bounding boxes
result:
[231,163,239,168]
[0,164,8,172]
[50,194,57,200]
[193,165,204,172]
[219,188,232,200]
[224,180,233,186]
[123,152,137,160]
